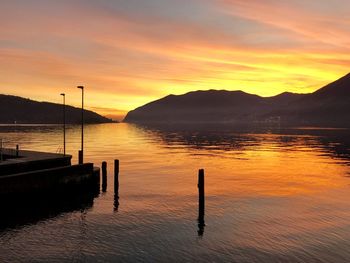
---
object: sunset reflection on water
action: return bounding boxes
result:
[1,123,350,262]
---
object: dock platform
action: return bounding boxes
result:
[0,148,100,195]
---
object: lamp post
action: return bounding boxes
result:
[77,86,84,164]
[60,93,66,156]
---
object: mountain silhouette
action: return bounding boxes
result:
[268,73,350,126]
[0,95,113,124]
[124,73,350,127]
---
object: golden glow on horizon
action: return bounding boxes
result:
[1,0,350,120]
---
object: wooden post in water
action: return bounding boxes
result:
[198,169,205,236]
[78,150,83,164]
[102,161,107,192]
[16,144,19,157]
[0,139,3,162]
[198,169,205,215]
[114,159,119,192]
[77,86,84,164]
[114,159,120,211]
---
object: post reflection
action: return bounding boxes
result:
[198,210,205,237]
[114,193,119,212]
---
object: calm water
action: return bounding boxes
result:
[1,123,350,262]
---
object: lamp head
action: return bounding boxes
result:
[60,93,65,96]
[77,86,84,89]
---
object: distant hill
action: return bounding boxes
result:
[124,73,350,127]
[265,73,350,126]
[0,95,113,124]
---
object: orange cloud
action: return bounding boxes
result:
[218,0,350,48]
[1,0,350,119]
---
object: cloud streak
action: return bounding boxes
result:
[1,0,350,120]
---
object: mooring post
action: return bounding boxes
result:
[78,150,83,164]
[198,168,205,236]
[114,159,119,192]
[16,144,19,157]
[198,169,205,214]
[102,161,107,192]
[0,139,3,162]
[114,159,120,211]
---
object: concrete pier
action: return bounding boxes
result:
[0,148,71,176]
[0,148,100,195]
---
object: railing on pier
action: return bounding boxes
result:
[0,138,64,163]
[0,139,20,163]
[56,147,63,154]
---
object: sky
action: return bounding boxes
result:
[1,0,350,120]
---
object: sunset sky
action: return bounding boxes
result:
[1,0,350,120]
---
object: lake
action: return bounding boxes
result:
[1,123,350,262]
